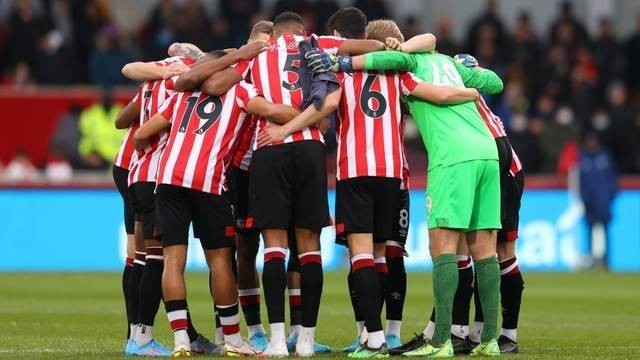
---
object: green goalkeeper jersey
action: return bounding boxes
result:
[363,51,503,169]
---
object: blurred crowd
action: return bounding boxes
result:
[1,0,640,177]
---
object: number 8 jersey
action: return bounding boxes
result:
[156,81,258,194]
[335,71,421,181]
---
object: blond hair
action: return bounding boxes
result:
[250,20,274,40]
[366,19,404,43]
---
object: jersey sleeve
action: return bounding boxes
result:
[364,51,417,72]
[453,59,504,94]
[132,86,143,107]
[158,93,177,122]
[164,75,179,91]
[314,35,346,55]
[399,72,422,95]
[233,60,251,79]
[235,81,259,111]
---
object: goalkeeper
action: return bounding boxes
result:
[306,43,504,357]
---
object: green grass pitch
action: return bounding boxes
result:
[1,271,639,359]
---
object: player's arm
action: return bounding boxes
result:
[306,50,417,74]
[256,88,342,147]
[114,101,140,129]
[454,60,504,94]
[387,33,437,53]
[122,61,190,81]
[167,42,205,61]
[336,39,385,55]
[175,42,267,92]
[133,114,170,151]
[200,68,245,96]
[245,97,301,125]
[409,83,479,104]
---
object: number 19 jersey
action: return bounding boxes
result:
[156,81,258,194]
[335,71,421,181]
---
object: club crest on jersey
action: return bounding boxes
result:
[426,195,432,213]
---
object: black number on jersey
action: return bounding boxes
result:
[143,90,153,122]
[178,96,223,135]
[281,53,301,91]
[360,75,387,118]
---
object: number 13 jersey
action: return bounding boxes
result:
[156,81,258,194]
[335,71,421,181]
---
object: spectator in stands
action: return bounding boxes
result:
[78,90,123,169]
[594,18,623,97]
[45,147,73,182]
[222,0,261,44]
[607,83,638,173]
[509,113,542,173]
[4,0,50,78]
[625,13,640,95]
[50,104,83,167]
[432,14,459,56]
[549,1,588,45]
[466,0,507,63]
[88,27,132,86]
[71,0,113,81]
[510,12,539,71]
[579,132,617,269]
[538,106,579,173]
[3,149,39,182]
[400,15,420,41]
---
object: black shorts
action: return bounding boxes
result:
[129,181,158,239]
[228,167,259,235]
[335,177,401,245]
[249,141,330,232]
[112,165,135,235]
[391,188,410,245]
[156,184,235,249]
[498,170,524,242]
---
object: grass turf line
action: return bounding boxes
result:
[0,271,639,359]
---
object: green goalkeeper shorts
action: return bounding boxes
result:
[426,159,502,231]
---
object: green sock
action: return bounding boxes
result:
[475,255,500,342]
[432,253,458,346]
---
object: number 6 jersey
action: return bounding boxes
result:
[155,81,258,194]
[335,71,421,181]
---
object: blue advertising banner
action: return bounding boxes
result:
[1,189,638,272]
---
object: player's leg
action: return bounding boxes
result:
[286,230,302,349]
[194,189,255,356]
[112,165,137,353]
[450,240,474,353]
[495,170,525,353]
[248,144,292,356]
[290,141,331,357]
[466,160,502,357]
[385,188,409,350]
[155,184,191,357]
[131,182,170,351]
[231,167,267,350]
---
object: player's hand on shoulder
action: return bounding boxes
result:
[256,123,288,147]
[236,41,268,61]
[454,54,478,68]
[385,37,404,51]
[305,49,351,74]
[163,62,190,79]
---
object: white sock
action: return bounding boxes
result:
[299,326,316,343]
[174,329,190,350]
[270,322,286,344]
[248,324,265,338]
[367,330,385,349]
[225,332,243,348]
[135,324,153,346]
[423,321,435,340]
[500,328,517,342]
[356,321,365,337]
[215,326,224,343]
[451,324,469,338]
[129,324,137,340]
[359,327,368,344]
[386,320,402,338]
[470,322,483,343]
[289,324,302,338]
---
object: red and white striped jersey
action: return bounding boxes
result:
[231,116,256,171]
[400,120,410,190]
[128,78,176,185]
[234,34,346,149]
[156,82,258,194]
[334,71,421,181]
[476,97,523,176]
[114,123,139,170]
